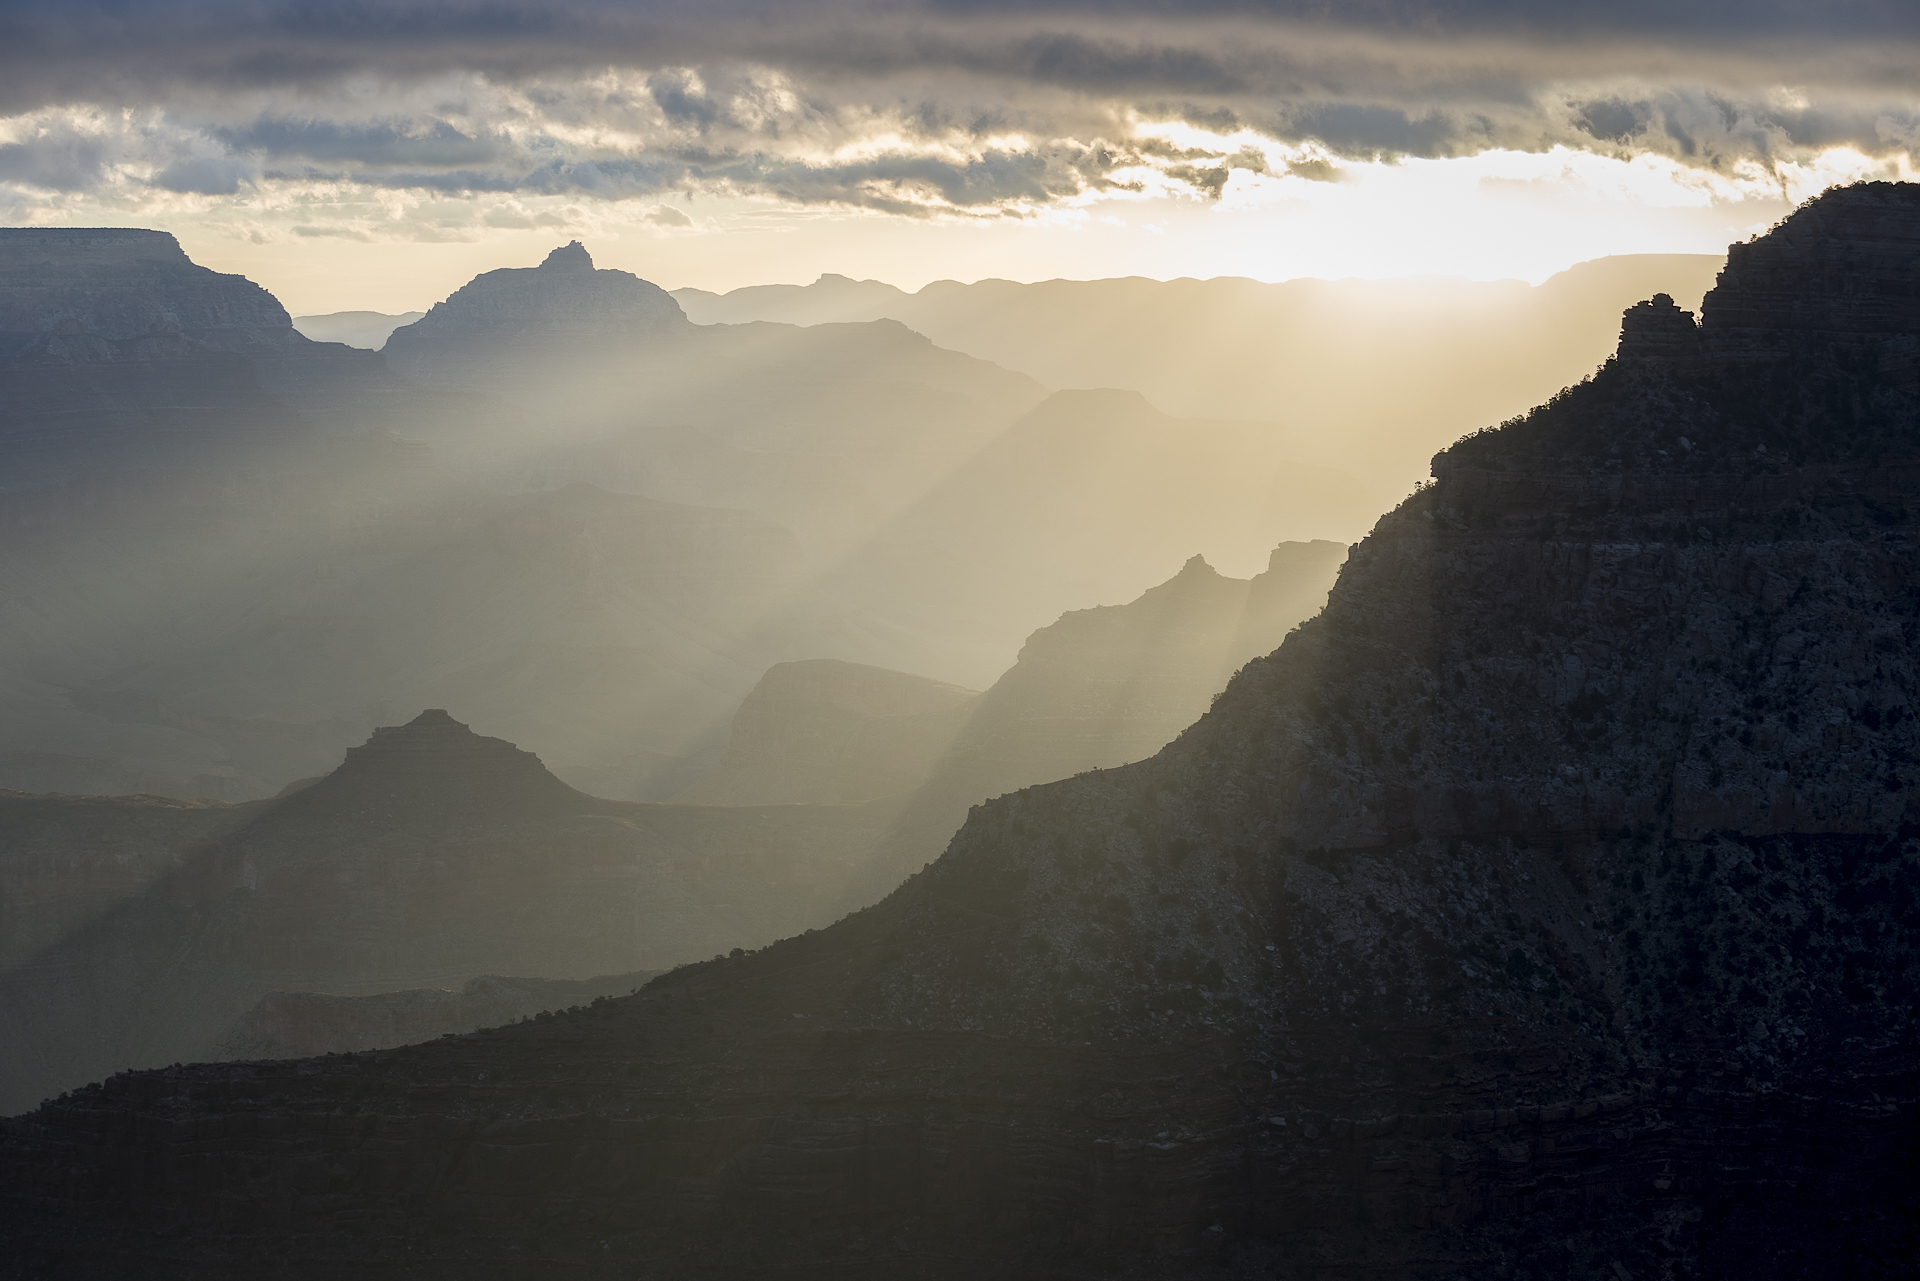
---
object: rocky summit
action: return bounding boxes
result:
[274,707,591,827]
[6,183,1920,1278]
[381,240,688,386]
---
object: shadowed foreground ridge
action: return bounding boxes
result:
[7,184,1920,1278]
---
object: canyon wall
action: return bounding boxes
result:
[8,187,1920,1278]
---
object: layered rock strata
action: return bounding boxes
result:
[0,226,393,415]
[6,184,1920,1278]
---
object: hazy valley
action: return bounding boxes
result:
[4,178,1920,1279]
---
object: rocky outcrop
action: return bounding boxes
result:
[0,226,394,415]
[275,707,591,826]
[675,660,979,806]
[214,970,662,1060]
[11,186,1920,1278]
[381,241,687,386]
[1704,183,1920,339]
[0,710,890,1114]
[0,229,298,355]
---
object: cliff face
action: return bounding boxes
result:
[0,229,298,354]
[0,227,394,418]
[0,711,888,1114]
[7,185,1920,1278]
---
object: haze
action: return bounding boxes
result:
[5,5,1920,1276]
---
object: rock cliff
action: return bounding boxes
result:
[0,229,298,355]
[0,226,393,414]
[8,185,1920,1277]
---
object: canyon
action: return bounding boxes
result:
[1,230,1369,805]
[6,182,1916,1279]
[0,542,1342,1114]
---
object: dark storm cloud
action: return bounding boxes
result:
[1,0,1916,214]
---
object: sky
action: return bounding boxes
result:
[4,1,1918,313]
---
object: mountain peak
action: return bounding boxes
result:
[273,708,589,826]
[381,243,687,384]
[1174,552,1215,577]
[538,241,594,273]
[1616,291,1699,364]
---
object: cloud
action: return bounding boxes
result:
[645,203,694,227]
[153,157,251,195]
[0,1,1916,222]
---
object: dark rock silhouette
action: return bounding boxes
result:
[539,240,596,272]
[12,188,1920,1277]
[0,228,300,354]
[264,708,591,826]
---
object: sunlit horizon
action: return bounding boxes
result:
[60,138,1884,316]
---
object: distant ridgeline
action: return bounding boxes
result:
[0,709,890,1115]
[0,226,1370,812]
[0,537,1345,1116]
[7,183,1920,1277]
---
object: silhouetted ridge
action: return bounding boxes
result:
[275,708,588,825]
[1705,181,1920,338]
[381,241,687,385]
[1447,184,1920,476]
